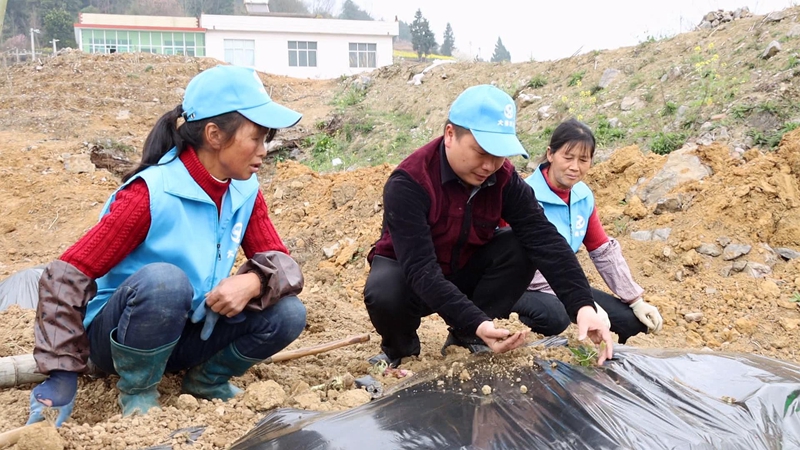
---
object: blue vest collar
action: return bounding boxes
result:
[159,148,258,211]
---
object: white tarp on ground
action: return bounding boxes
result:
[0,266,43,311]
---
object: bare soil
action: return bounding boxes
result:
[1,14,800,448]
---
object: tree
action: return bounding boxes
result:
[309,0,336,18]
[43,8,76,48]
[180,0,234,16]
[127,0,185,16]
[266,0,308,14]
[410,9,436,60]
[338,0,372,20]
[397,20,411,41]
[440,22,454,56]
[490,36,511,62]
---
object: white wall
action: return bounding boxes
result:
[201,14,398,79]
[204,30,393,79]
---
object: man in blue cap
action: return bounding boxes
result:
[365,85,613,367]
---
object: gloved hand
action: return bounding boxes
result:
[630,298,663,333]
[27,370,78,427]
[594,302,611,330]
[190,301,219,341]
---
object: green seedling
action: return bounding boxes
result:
[569,345,598,367]
[790,292,800,303]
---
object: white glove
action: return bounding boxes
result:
[630,299,663,333]
[594,302,611,330]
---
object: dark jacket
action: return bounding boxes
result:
[371,137,594,333]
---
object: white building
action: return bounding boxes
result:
[201,14,398,79]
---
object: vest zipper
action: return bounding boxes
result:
[450,186,480,274]
[217,243,221,261]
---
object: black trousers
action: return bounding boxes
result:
[512,288,647,344]
[364,229,536,361]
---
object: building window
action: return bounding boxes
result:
[81,29,205,56]
[223,39,255,66]
[288,41,317,67]
[349,42,376,68]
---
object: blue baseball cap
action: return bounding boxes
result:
[448,84,528,158]
[182,65,302,129]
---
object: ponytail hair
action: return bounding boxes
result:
[122,107,276,183]
[122,105,184,183]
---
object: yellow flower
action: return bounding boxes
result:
[705,97,713,106]
[694,46,702,53]
[707,42,715,50]
[577,114,584,121]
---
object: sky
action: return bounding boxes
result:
[350,0,797,62]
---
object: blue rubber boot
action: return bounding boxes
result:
[182,343,261,401]
[110,331,178,417]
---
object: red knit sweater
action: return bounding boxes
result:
[60,149,288,279]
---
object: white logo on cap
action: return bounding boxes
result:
[504,104,514,119]
[252,71,267,95]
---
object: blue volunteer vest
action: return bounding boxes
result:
[83,148,259,327]
[525,165,595,253]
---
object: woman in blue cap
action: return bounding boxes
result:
[27,65,306,426]
[512,118,663,344]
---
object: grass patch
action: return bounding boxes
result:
[661,101,678,116]
[567,70,585,87]
[748,122,800,149]
[594,115,626,147]
[649,132,687,155]
[528,74,548,89]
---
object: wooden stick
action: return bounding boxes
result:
[0,334,370,388]
[0,421,49,449]
[267,333,370,363]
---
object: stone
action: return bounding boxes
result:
[684,312,704,323]
[775,247,800,260]
[633,149,712,205]
[653,228,672,242]
[722,244,751,261]
[598,68,620,88]
[653,196,683,214]
[64,153,96,174]
[322,242,340,259]
[620,96,645,111]
[537,105,552,120]
[116,110,130,120]
[788,25,800,38]
[717,236,731,247]
[761,41,781,60]
[744,262,772,278]
[731,260,748,272]
[696,243,723,257]
[631,230,653,241]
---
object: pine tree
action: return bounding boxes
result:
[490,36,511,62]
[440,22,455,57]
[410,9,437,60]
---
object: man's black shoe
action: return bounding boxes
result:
[367,352,402,368]
[440,329,490,356]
